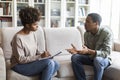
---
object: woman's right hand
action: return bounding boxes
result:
[41,51,51,58]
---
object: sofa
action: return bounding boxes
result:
[0,26,120,80]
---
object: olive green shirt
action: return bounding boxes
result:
[84,26,113,60]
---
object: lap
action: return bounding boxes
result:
[11,59,55,76]
[71,54,93,66]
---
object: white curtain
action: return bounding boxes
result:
[110,0,120,40]
[90,0,120,40]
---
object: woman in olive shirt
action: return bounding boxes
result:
[11,7,59,80]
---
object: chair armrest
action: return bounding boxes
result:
[77,26,85,44]
[0,47,6,80]
[114,41,120,52]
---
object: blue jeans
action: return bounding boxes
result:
[11,59,59,80]
[71,54,110,80]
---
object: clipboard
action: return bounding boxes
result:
[39,51,62,60]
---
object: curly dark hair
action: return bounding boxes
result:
[19,7,41,26]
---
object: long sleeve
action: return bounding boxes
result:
[11,32,40,65]
[84,26,113,58]
[95,27,113,58]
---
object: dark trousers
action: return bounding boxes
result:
[71,54,110,80]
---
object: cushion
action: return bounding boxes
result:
[1,27,22,59]
[54,54,94,78]
[104,51,120,80]
[0,48,6,80]
[44,27,82,56]
[7,70,39,80]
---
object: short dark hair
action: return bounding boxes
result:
[88,13,102,26]
[19,6,41,26]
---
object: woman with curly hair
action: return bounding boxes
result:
[10,7,59,80]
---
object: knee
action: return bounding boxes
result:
[47,59,54,65]
[42,59,54,67]
[71,54,80,62]
[94,57,104,67]
[47,59,59,68]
